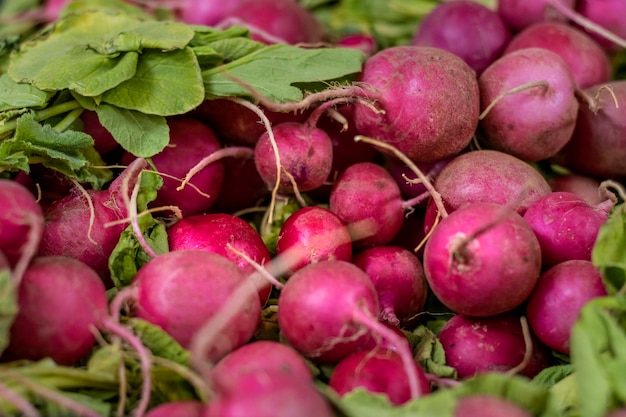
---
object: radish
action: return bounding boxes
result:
[352,45,480,164]
[216,0,325,45]
[329,162,404,248]
[497,0,576,32]
[167,213,272,304]
[455,395,533,417]
[549,174,603,205]
[175,0,243,27]
[552,80,626,179]
[504,22,612,89]
[411,0,512,74]
[0,179,44,273]
[210,340,312,394]
[337,33,378,57]
[277,260,425,399]
[526,260,607,354]
[122,250,261,361]
[146,401,205,417]
[352,245,428,328]
[522,191,612,268]
[80,110,119,155]
[37,158,147,282]
[211,155,269,214]
[423,202,542,317]
[385,156,450,204]
[478,47,579,162]
[275,206,352,274]
[576,0,626,51]
[2,256,108,366]
[254,121,333,195]
[328,347,431,405]
[204,371,334,417]
[439,312,550,379]
[428,150,552,219]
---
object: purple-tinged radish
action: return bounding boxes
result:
[329,162,404,248]
[210,340,312,394]
[478,47,579,162]
[254,121,334,195]
[2,256,108,366]
[175,0,243,27]
[337,33,378,57]
[549,174,603,205]
[526,260,607,354]
[277,260,425,399]
[576,0,626,51]
[455,395,533,417]
[37,158,147,282]
[439,312,551,379]
[497,0,576,32]
[352,45,480,164]
[522,191,612,267]
[411,0,512,74]
[146,401,205,417]
[352,245,428,328]
[552,80,626,179]
[128,250,261,361]
[275,206,352,274]
[504,22,612,89]
[80,110,119,155]
[423,202,542,317]
[328,347,431,405]
[0,179,44,272]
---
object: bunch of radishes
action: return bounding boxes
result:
[2,0,626,416]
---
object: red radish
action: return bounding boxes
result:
[549,174,603,205]
[504,22,612,89]
[146,401,205,417]
[522,191,612,267]
[526,260,607,354]
[411,0,512,74]
[123,117,225,216]
[254,121,333,195]
[211,155,269,214]
[352,245,428,328]
[455,395,533,417]
[167,213,272,304]
[478,47,579,162]
[131,250,261,361]
[552,80,626,179]
[423,202,542,317]
[0,179,44,270]
[204,371,334,417]
[576,0,626,51]
[2,256,108,366]
[427,150,552,220]
[352,45,480,164]
[37,158,147,282]
[275,206,352,274]
[337,33,378,57]
[497,0,576,32]
[210,340,312,394]
[329,162,404,248]
[277,260,425,398]
[328,347,431,405]
[176,0,243,27]
[217,0,325,45]
[80,110,119,155]
[439,312,550,379]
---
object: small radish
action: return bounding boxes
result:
[497,0,576,32]
[478,47,579,162]
[411,0,512,74]
[526,260,607,354]
[328,347,431,405]
[275,206,352,274]
[576,0,626,51]
[423,202,542,317]
[352,245,428,328]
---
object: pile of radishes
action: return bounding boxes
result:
[2,0,626,416]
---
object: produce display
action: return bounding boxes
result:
[1,0,626,416]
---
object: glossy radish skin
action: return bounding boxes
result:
[523,191,611,267]
[353,46,480,164]
[526,260,607,354]
[275,206,352,274]
[3,256,108,366]
[329,347,431,405]
[411,0,512,74]
[423,202,542,317]
[133,250,261,361]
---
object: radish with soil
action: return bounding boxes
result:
[526,260,607,354]
[478,47,579,162]
[423,202,542,317]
